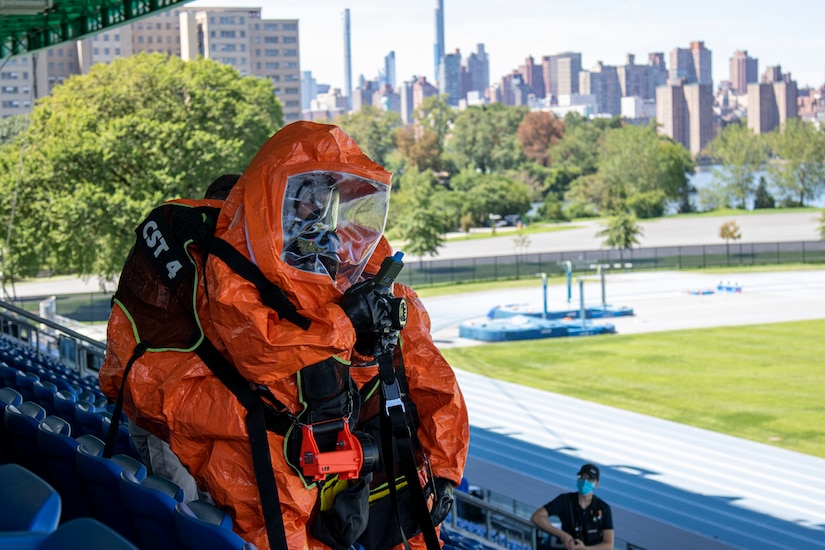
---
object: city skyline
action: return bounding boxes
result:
[188,0,825,92]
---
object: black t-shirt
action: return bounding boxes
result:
[543,492,613,545]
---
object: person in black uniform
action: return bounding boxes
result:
[530,463,615,550]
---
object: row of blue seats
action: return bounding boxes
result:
[1,382,137,461]
[1,388,257,549]
[0,339,99,393]
[0,462,137,549]
[0,461,258,549]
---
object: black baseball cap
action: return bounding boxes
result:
[578,463,600,481]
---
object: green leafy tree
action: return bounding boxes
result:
[449,168,532,227]
[0,53,283,283]
[448,103,527,172]
[753,176,776,209]
[391,167,449,258]
[705,123,767,209]
[598,212,643,249]
[575,124,694,218]
[0,114,29,146]
[335,104,402,167]
[766,118,825,206]
[414,95,454,157]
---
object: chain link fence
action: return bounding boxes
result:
[398,240,825,288]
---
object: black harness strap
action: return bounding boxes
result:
[377,350,441,550]
[209,237,311,330]
[103,341,149,459]
[195,338,289,550]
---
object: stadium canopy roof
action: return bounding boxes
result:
[0,0,193,58]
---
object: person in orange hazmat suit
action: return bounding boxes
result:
[100,120,469,549]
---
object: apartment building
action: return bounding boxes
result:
[542,52,582,98]
[730,50,758,95]
[579,61,621,115]
[747,66,798,134]
[656,80,714,156]
[1,6,302,122]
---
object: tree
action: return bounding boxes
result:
[0,53,283,284]
[516,111,564,167]
[579,124,694,218]
[0,114,29,146]
[766,118,825,206]
[753,176,776,209]
[395,125,442,173]
[391,167,450,258]
[719,220,742,263]
[448,103,527,172]
[335,104,402,167]
[449,169,532,227]
[598,212,643,249]
[719,220,742,244]
[705,123,767,209]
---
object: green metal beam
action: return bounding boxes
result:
[0,0,194,58]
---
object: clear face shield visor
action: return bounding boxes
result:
[282,171,389,290]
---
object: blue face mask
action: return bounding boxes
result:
[577,479,595,496]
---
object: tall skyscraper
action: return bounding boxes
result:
[384,51,396,88]
[301,70,318,112]
[730,50,758,95]
[439,49,462,106]
[343,8,352,111]
[464,44,489,96]
[434,0,445,84]
[748,66,798,134]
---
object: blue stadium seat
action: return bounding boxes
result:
[4,401,50,480]
[76,438,145,543]
[119,472,184,550]
[74,401,106,439]
[100,413,140,460]
[0,386,22,463]
[52,377,80,397]
[0,362,17,388]
[0,463,61,543]
[33,381,58,417]
[14,370,39,402]
[37,416,95,522]
[174,500,258,550]
[36,517,139,549]
[53,391,79,433]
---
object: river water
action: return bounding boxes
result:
[689,165,825,209]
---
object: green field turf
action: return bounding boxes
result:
[440,319,825,458]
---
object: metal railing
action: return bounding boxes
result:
[398,240,825,288]
[0,299,105,375]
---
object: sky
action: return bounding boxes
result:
[188,0,825,91]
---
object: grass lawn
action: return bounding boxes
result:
[440,318,825,459]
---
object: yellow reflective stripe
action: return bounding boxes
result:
[368,478,409,503]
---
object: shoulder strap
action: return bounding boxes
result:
[377,349,440,550]
[208,237,311,330]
